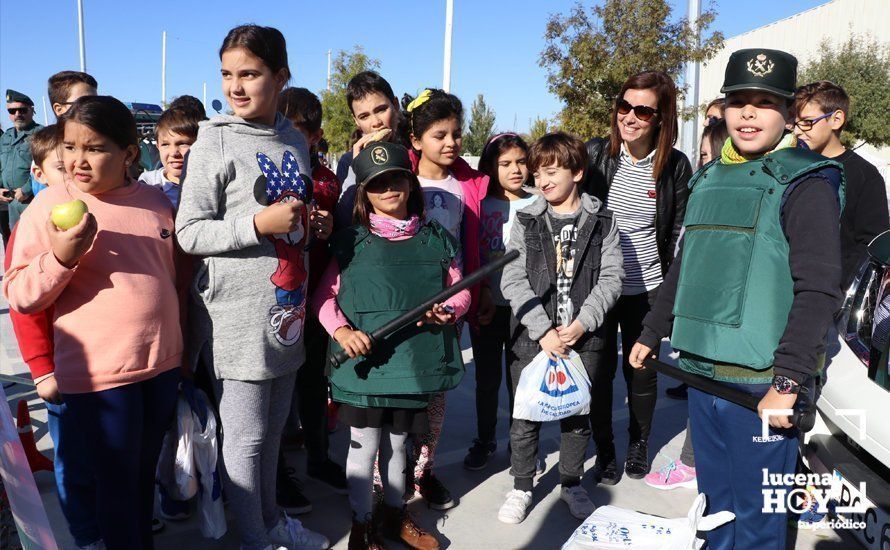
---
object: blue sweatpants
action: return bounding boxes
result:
[688,386,798,550]
[63,368,180,550]
[46,401,100,547]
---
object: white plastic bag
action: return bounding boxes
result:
[191,389,226,539]
[172,395,198,500]
[512,350,591,422]
[156,424,177,498]
[561,493,735,550]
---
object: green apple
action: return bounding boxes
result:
[51,199,89,230]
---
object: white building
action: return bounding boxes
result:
[688,0,890,178]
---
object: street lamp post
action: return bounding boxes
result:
[681,0,702,160]
[442,0,454,92]
[162,31,167,107]
[77,0,86,72]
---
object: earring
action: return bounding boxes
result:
[125,161,131,166]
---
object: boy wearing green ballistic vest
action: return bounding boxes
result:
[629,49,844,549]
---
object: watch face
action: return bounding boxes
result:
[774,377,794,394]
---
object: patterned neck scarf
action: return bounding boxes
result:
[369,213,421,239]
[721,132,797,165]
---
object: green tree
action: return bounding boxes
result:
[320,46,381,153]
[540,0,723,139]
[529,117,550,141]
[800,34,890,148]
[463,94,497,155]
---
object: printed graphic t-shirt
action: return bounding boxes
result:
[480,194,536,305]
[548,206,580,327]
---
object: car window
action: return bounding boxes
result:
[847,261,890,392]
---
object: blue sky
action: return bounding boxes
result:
[1,0,828,133]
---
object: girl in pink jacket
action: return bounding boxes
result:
[402,88,489,510]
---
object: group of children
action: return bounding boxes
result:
[1,23,874,550]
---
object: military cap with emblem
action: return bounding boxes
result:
[5,89,34,106]
[720,48,797,99]
[353,141,414,187]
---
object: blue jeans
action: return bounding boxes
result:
[688,385,798,550]
[46,401,101,547]
[63,368,180,550]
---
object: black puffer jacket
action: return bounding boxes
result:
[583,137,692,275]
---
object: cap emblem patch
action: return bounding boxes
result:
[747,53,775,77]
[371,146,388,165]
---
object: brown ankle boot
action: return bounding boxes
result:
[379,504,439,550]
[348,515,387,550]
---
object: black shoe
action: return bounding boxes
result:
[463,439,496,471]
[308,458,348,495]
[151,517,165,534]
[277,465,312,514]
[665,383,688,400]
[592,446,620,486]
[416,470,455,510]
[625,440,650,479]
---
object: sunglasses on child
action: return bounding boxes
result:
[7,107,31,115]
[616,99,659,122]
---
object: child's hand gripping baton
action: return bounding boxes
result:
[330,249,520,368]
[642,357,817,432]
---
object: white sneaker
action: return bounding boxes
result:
[498,489,533,524]
[560,485,595,519]
[267,514,329,549]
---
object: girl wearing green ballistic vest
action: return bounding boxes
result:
[313,141,469,550]
[629,49,844,549]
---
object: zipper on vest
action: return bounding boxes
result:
[686,225,754,234]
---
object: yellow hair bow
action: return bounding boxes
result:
[406,89,433,112]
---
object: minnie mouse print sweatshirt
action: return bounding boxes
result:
[176,114,312,381]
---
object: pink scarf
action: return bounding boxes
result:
[369,213,421,239]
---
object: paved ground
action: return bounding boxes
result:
[0,290,855,549]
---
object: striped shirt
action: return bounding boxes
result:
[606,144,663,295]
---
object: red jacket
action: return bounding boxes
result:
[309,163,341,294]
[3,226,55,380]
[409,151,489,328]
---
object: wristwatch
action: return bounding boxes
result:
[772,375,800,395]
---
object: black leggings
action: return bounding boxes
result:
[591,287,660,449]
[295,316,331,466]
[469,306,517,443]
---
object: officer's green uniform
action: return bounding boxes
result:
[1,89,43,227]
[671,147,844,381]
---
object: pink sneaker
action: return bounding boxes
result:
[644,459,697,490]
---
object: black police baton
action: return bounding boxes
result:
[642,357,816,432]
[330,249,520,368]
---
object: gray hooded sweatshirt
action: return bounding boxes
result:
[501,193,624,342]
[176,114,312,381]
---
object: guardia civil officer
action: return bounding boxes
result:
[1,89,43,232]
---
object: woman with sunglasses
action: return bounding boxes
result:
[582,71,692,485]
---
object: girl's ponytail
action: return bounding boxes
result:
[219,25,290,81]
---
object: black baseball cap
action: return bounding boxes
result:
[353,141,414,187]
[720,49,797,100]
